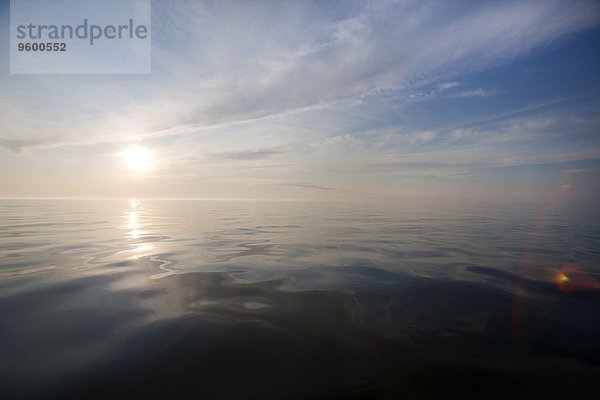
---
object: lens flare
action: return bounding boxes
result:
[557,272,570,283]
[556,264,600,293]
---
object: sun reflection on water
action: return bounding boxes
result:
[125,200,142,239]
[121,200,158,261]
[130,244,153,260]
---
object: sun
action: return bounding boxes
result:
[121,147,153,172]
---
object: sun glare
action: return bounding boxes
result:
[121,147,153,172]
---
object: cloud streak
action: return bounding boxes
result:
[1,0,599,150]
[276,182,334,191]
[206,149,283,161]
[1,0,599,201]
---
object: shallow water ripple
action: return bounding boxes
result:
[0,199,599,399]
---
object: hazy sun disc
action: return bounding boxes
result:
[121,147,153,172]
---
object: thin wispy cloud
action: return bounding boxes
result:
[1,0,598,150]
[206,149,284,161]
[277,182,334,191]
[453,88,495,98]
[0,0,598,200]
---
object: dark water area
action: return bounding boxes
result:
[0,199,599,399]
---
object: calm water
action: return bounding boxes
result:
[0,199,599,399]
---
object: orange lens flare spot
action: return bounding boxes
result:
[556,264,600,293]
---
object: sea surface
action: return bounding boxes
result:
[0,199,599,399]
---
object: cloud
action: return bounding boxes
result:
[206,149,283,161]
[292,113,600,180]
[436,81,461,92]
[1,0,599,151]
[276,182,334,191]
[453,88,495,98]
[309,134,356,148]
[408,130,437,144]
[407,81,461,101]
[407,84,496,102]
[0,136,58,153]
[449,117,563,143]
[562,168,599,174]
[200,177,334,192]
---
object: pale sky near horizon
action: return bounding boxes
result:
[0,0,599,202]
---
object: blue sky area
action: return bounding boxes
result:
[0,0,598,201]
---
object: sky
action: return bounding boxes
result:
[0,0,599,202]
